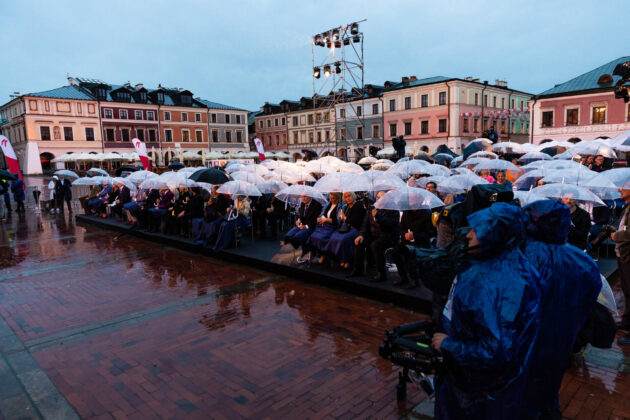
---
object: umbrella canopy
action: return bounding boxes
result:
[314,172,370,193]
[569,141,617,159]
[225,163,247,173]
[433,144,459,157]
[474,159,521,172]
[54,169,79,178]
[359,170,406,192]
[115,165,141,176]
[168,162,185,170]
[610,130,630,152]
[230,171,265,184]
[86,168,109,177]
[339,162,365,174]
[375,186,445,211]
[239,164,270,175]
[437,174,490,194]
[256,180,288,194]
[432,153,454,165]
[584,168,630,189]
[73,176,111,186]
[492,142,526,154]
[126,170,157,183]
[539,146,567,156]
[451,167,474,176]
[217,180,261,197]
[358,156,378,165]
[468,151,498,160]
[189,168,230,184]
[112,177,137,192]
[541,160,582,171]
[376,147,396,157]
[0,170,17,181]
[513,190,545,206]
[531,183,606,206]
[371,162,394,171]
[410,175,448,188]
[519,151,552,163]
[276,184,328,206]
[540,168,598,185]
[460,157,491,168]
[387,160,431,179]
[463,140,493,159]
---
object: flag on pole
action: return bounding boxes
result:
[0,135,23,181]
[253,137,265,161]
[131,138,151,170]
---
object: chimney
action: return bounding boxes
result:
[402,76,409,84]
[465,76,473,81]
[68,76,76,86]
[135,83,144,90]
[124,82,131,88]
[472,78,480,83]
[495,79,508,88]
[409,76,418,81]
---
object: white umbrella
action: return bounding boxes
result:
[531,184,606,206]
[358,156,378,165]
[584,168,630,189]
[460,157,491,168]
[376,147,396,157]
[218,180,262,197]
[225,163,247,173]
[276,184,328,207]
[375,186,444,211]
[437,174,489,194]
[387,160,431,179]
[126,170,157,183]
[86,168,109,177]
[474,160,521,172]
[492,142,525,154]
[339,162,365,174]
[540,168,598,185]
[72,176,111,186]
[451,167,474,176]
[569,141,617,159]
[240,164,270,175]
[257,180,288,194]
[112,177,137,192]
[371,162,394,171]
[274,151,291,159]
[51,153,73,163]
[540,160,582,171]
[409,175,448,188]
[418,164,451,177]
[469,138,492,145]
[469,151,498,159]
[54,169,79,178]
[519,151,552,162]
[230,171,265,184]
[313,172,370,193]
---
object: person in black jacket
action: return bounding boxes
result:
[306,192,342,264]
[391,209,436,288]
[194,186,230,245]
[562,198,591,250]
[61,176,73,213]
[348,191,400,282]
[54,177,65,213]
[111,181,131,220]
[263,194,288,238]
[324,192,366,269]
[283,195,323,263]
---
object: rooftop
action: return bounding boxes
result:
[27,85,96,101]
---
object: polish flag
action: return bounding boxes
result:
[0,135,23,181]
[131,137,151,170]
[253,137,265,162]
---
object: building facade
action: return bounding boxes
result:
[286,96,336,160]
[254,102,289,153]
[530,56,630,144]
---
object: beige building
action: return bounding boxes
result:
[286,96,336,160]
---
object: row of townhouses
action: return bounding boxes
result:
[0,77,249,174]
[252,56,630,161]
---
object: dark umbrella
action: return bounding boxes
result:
[0,169,17,181]
[115,165,141,176]
[189,168,230,184]
[433,153,455,165]
[301,149,318,161]
[413,152,435,163]
[539,146,567,157]
[463,141,493,160]
[433,144,459,157]
[168,162,185,170]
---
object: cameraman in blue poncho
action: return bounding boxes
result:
[431,202,541,420]
[520,200,601,420]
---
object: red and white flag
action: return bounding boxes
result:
[131,137,151,170]
[0,135,23,181]
[253,137,265,162]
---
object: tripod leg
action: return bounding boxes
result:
[396,369,408,400]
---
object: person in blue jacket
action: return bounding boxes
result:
[521,200,601,420]
[431,202,541,420]
[10,175,25,213]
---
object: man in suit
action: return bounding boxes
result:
[613,184,630,345]
[283,195,322,263]
[111,180,131,220]
[349,191,400,282]
[88,180,112,216]
[391,208,436,288]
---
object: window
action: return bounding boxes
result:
[259,120,263,129]
[492,96,497,108]
[293,117,298,126]
[325,130,330,141]
[121,128,130,142]
[182,130,190,142]
[267,119,271,128]
[226,131,232,142]
[463,118,469,133]
[149,129,156,142]
[212,130,218,142]
[237,131,243,143]
[117,91,130,102]
[627,104,630,121]
[389,99,396,111]
[438,119,447,133]
[275,135,280,145]
[272,118,277,127]
[439,92,446,105]
[211,113,217,123]
[236,115,241,124]
[541,111,554,127]
[225,114,230,124]
[63,127,73,141]
[282,134,287,144]
[157,92,164,104]
[372,124,380,138]
[474,93,479,105]
[484,95,488,106]
[135,111,142,120]
[86,127,95,141]
[136,129,145,141]
[181,95,192,106]
[292,132,298,144]
[147,111,155,121]
[106,128,115,141]
[566,108,579,126]
[340,128,346,140]
[404,121,412,135]
[483,118,489,131]
[520,100,524,109]
[308,114,313,125]
[138,92,147,103]
[195,130,203,142]
[267,136,272,146]
[104,109,113,119]
[119,110,128,119]
[309,132,313,143]
[372,104,379,114]
[317,131,321,142]
[421,120,429,134]
[501,98,505,109]
[195,113,201,122]
[592,106,606,124]
[164,111,171,121]
[389,123,397,137]
[357,126,363,140]
[404,97,411,110]
[40,126,51,140]
[473,118,479,132]
[182,113,188,122]
[357,105,362,116]
[500,120,506,134]
[340,109,346,118]
[421,94,428,107]
[511,121,515,133]
[511,99,515,109]
[164,129,172,142]
[97,88,106,99]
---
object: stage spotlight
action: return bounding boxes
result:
[326,38,332,48]
[334,62,341,74]
[352,34,361,43]
[324,65,331,77]
[313,67,321,79]
[332,29,340,41]
[334,40,341,48]
[343,38,350,46]
[350,23,359,34]
[314,34,324,47]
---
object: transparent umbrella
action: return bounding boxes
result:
[410,175,448,188]
[418,164,451,177]
[492,142,525,154]
[468,151,498,159]
[230,171,265,184]
[359,170,406,192]
[54,169,79,178]
[339,162,365,174]
[126,170,157,183]
[437,174,489,194]
[518,151,552,163]
[240,164,270,175]
[276,184,328,206]
[569,141,617,159]
[375,186,444,211]
[541,168,598,184]
[225,163,247,173]
[460,157,490,168]
[257,180,288,194]
[112,177,138,192]
[451,167,474,175]
[371,162,394,171]
[86,168,109,177]
[531,183,606,206]
[72,176,112,186]
[474,159,521,172]
[358,156,377,165]
[513,190,545,206]
[314,172,370,193]
[387,160,431,179]
[217,180,262,197]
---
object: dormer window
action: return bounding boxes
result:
[157,92,164,104]
[97,88,106,100]
[138,92,147,103]
[181,95,192,106]
[117,91,130,102]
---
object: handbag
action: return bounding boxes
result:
[337,223,350,233]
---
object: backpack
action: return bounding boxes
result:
[573,302,617,350]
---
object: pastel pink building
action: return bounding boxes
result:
[530,56,630,144]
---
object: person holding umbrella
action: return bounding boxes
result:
[284,194,323,263]
[611,183,630,345]
[54,176,64,213]
[0,178,7,221]
[61,175,73,213]
[10,174,25,213]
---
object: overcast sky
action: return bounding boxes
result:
[1,0,627,111]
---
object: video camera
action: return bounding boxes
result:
[379,320,443,400]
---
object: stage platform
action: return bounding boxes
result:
[75,215,435,313]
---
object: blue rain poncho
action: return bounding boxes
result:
[435,202,541,420]
[521,200,602,417]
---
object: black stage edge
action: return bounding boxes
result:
[76,215,434,313]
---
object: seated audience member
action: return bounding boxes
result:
[306,192,342,264]
[284,195,323,263]
[425,181,438,196]
[183,187,205,236]
[213,195,251,251]
[391,208,436,288]
[111,180,131,220]
[348,191,400,282]
[81,184,102,214]
[263,193,288,238]
[124,186,148,225]
[194,186,230,245]
[149,188,174,233]
[562,197,591,250]
[324,192,366,269]
[494,170,513,190]
[88,180,112,216]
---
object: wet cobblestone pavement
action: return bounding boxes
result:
[1,205,629,419]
